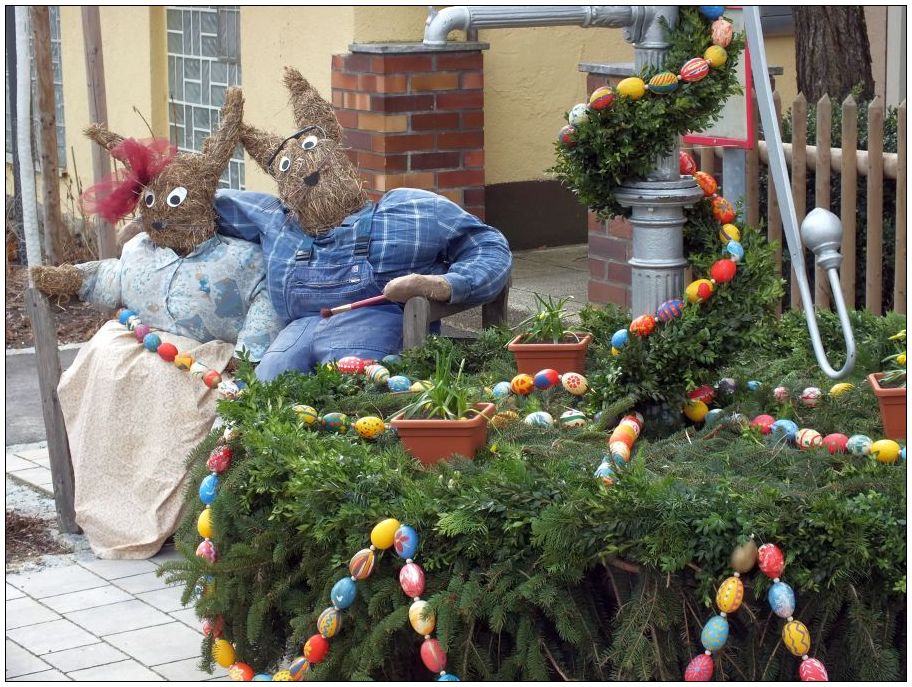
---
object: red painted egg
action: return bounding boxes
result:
[202,615,224,638]
[420,638,447,673]
[207,446,233,473]
[589,85,615,110]
[712,18,734,48]
[336,356,364,374]
[533,368,561,391]
[680,57,711,83]
[303,634,329,663]
[157,342,178,363]
[757,543,785,579]
[684,653,714,681]
[688,385,715,404]
[558,125,577,148]
[710,259,737,284]
[693,171,718,197]
[679,150,697,176]
[822,433,849,454]
[629,314,657,337]
[711,196,736,223]
[799,657,829,681]
[400,562,426,598]
[203,370,223,389]
[228,663,255,681]
[751,414,775,434]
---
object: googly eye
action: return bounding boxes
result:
[278,156,292,172]
[166,187,188,207]
[143,190,155,208]
[300,135,319,150]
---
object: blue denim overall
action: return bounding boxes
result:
[255,204,404,381]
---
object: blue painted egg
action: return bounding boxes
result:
[699,6,725,20]
[321,412,350,434]
[142,333,161,352]
[704,408,725,429]
[330,577,357,609]
[252,674,273,681]
[117,309,137,325]
[288,656,310,679]
[725,240,745,262]
[609,451,627,468]
[388,375,412,392]
[533,368,561,391]
[199,474,219,505]
[902,447,906,462]
[847,434,873,456]
[767,581,796,619]
[491,381,512,399]
[593,461,615,484]
[656,298,685,322]
[394,524,419,560]
[611,329,629,349]
[747,380,761,391]
[701,615,729,652]
[771,419,799,443]
[437,674,460,682]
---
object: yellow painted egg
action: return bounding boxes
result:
[293,405,320,426]
[898,352,906,366]
[829,382,855,397]
[197,508,213,539]
[730,539,758,573]
[719,224,741,243]
[354,416,386,440]
[870,439,901,464]
[683,400,709,422]
[686,279,715,304]
[174,352,195,371]
[617,77,646,100]
[272,670,293,681]
[561,372,589,396]
[782,620,811,656]
[715,576,744,613]
[704,44,728,68]
[408,599,436,636]
[410,380,433,393]
[619,418,641,437]
[611,347,620,356]
[212,639,236,668]
[370,518,401,550]
[612,422,638,442]
[491,410,519,429]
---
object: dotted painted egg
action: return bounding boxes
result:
[207,446,233,473]
[321,412,350,434]
[796,428,823,450]
[629,314,657,337]
[511,373,535,396]
[199,473,219,505]
[725,240,745,262]
[568,102,589,126]
[491,410,519,429]
[686,279,714,304]
[348,548,376,580]
[799,657,829,681]
[822,433,849,454]
[588,85,615,110]
[782,620,811,657]
[684,653,714,681]
[174,352,195,371]
[288,657,310,680]
[700,615,729,652]
[768,581,796,619]
[656,298,685,322]
[704,44,728,68]
[704,408,725,429]
[354,416,385,440]
[688,385,715,404]
[228,663,255,681]
[800,387,822,407]
[870,439,901,464]
[157,342,178,362]
[715,575,744,614]
[394,524,419,560]
[336,356,364,374]
[367,365,390,385]
[683,400,709,423]
[757,543,785,579]
[647,71,679,94]
[751,414,775,434]
[611,328,629,348]
[773,386,790,402]
[272,671,293,681]
[388,375,412,392]
[710,258,737,283]
[212,639,236,668]
[524,411,554,427]
[303,634,329,663]
[719,223,740,243]
[699,5,725,20]
[712,18,734,47]
[771,419,799,443]
[847,434,873,456]
[561,372,589,396]
[400,562,426,598]
[317,606,342,638]
[681,57,711,83]
[533,368,561,391]
[829,382,854,396]
[559,409,588,429]
[593,461,615,485]
[711,195,736,223]
[409,599,436,636]
[680,150,697,176]
[491,381,512,399]
[558,125,577,148]
[616,76,646,100]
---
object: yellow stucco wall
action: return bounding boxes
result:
[764,34,798,112]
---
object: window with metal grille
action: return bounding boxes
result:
[166,5,244,189]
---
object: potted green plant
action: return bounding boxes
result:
[507,294,592,374]
[868,329,906,440]
[390,352,495,465]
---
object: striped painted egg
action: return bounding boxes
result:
[751,414,775,434]
[711,196,736,223]
[420,638,448,673]
[700,615,729,652]
[400,562,426,598]
[686,279,715,304]
[394,524,419,560]
[524,411,554,427]
[647,71,679,94]
[829,382,855,396]
[608,441,631,463]
[871,439,901,464]
[623,412,644,431]
[317,606,342,638]
[491,381,512,399]
[847,434,873,455]
[630,314,657,337]
[704,44,728,68]
[656,298,685,322]
[212,639,236,668]
[711,18,734,47]
[800,387,822,407]
[725,240,745,262]
[773,386,790,402]
[594,461,616,485]
[693,171,718,196]
[619,417,642,437]
[783,620,811,656]
[330,576,357,609]
[293,405,320,426]
[680,150,698,176]
[799,657,829,681]
[321,412,350,434]
[558,125,577,148]
[354,416,385,440]
[796,428,823,450]
[533,368,561,390]
[715,576,744,613]
[561,372,589,396]
[611,328,629,348]
[511,373,535,396]
[758,543,785,579]
[409,599,436,636]
[611,423,637,446]
[771,419,799,443]
[719,223,740,243]
[617,76,646,100]
[366,364,390,385]
[349,548,376,580]
[699,5,725,20]
[822,433,849,454]
[288,656,310,680]
[388,375,412,392]
[589,85,615,110]
[681,57,711,83]
[684,653,714,681]
[568,102,589,126]
[768,581,796,619]
[560,409,588,429]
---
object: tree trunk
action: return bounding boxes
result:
[794,7,875,102]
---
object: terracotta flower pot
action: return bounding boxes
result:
[868,373,907,440]
[507,332,593,375]
[391,403,496,466]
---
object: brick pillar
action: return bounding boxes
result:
[331,45,487,220]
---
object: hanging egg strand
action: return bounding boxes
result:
[594,413,644,486]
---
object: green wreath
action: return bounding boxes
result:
[551,6,746,218]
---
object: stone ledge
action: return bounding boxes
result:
[350,41,490,54]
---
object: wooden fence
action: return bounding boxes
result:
[689,92,905,316]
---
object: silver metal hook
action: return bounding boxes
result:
[745,7,856,379]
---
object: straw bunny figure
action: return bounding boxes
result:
[29,88,283,559]
[214,67,512,380]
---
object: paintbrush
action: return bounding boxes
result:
[320,294,389,318]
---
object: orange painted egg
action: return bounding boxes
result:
[680,57,711,83]
[693,171,718,197]
[712,196,736,223]
[228,663,254,681]
[608,441,631,462]
[511,373,535,396]
[629,314,657,337]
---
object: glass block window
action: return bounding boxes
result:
[166,5,244,189]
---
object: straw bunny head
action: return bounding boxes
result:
[83,87,244,255]
[240,66,366,235]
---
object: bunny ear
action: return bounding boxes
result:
[200,87,244,176]
[283,66,343,141]
[239,123,284,176]
[84,124,127,164]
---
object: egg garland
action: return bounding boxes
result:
[594,413,644,485]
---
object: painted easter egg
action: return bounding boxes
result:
[321,412,350,434]
[771,419,798,443]
[829,382,854,396]
[681,57,711,83]
[335,356,364,374]
[491,410,519,429]
[822,433,848,454]
[371,518,401,550]
[491,381,512,399]
[716,378,737,395]
[773,386,790,402]
[589,85,615,110]
[712,18,733,47]
[699,5,725,20]
[729,412,750,433]
[421,638,448,673]
[437,674,461,681]
[252,674,273,681]
[747,380,761,391]
[684,653,714,681]
[331,577,357,609]
[288,657,310,680]
[354,416,386,440]
[533,368,561,391]
[758,543,785,579]
[619,417,642,436]
[568,102,589,126]
[349,548,376,580]
[189,361,209,380]
[630,314,657,337]
[199,473,219,505]
[730,539,758,573]
[783,620,811,657]
[400,562,426,598]
[511,373,535,396]
[293,405,320,426]
[686,279,714,304]
[409,599,436,636]
[229,663,255,681]
[561,372,589,396]
[304,634,329,663]
[196,539,217,563]
[367,365,390,385]
[157,342,178,362]
[870,439,901,464]
[799,657,829,681]
[846,434,873,456]
[203,370,222,389]
[132,324,151,344]
[704,44,728,68]
[768,581,796,619]
[684,400,709,423]
[701,615,729,652]
[388,375,412,392]
[719,223,740,243]
[647,71,679,94]
[197,508,213,539]
[704,408,725,429]
[609,442,631,463]
[710,259,737,284]
[751,414,775,434]
[560,410,588,429]
[624,412,644,431]
[617,76,646,100]
[218,381,240,399]
[611,328,629,348]
[558,125,577,148]
[593,461,616,485]
[680,150,697,175]
[126,315,142,331]
[796,428,823,450]
[395,524,419,560]
[716,576,744,613]
[800,387,822,407]
[610,424,636,445]
[317,606,342,638]
[202,615,224,638]
[381,354,401,366]
[524,411,555,427]
[272,671,293,681]
[725,240,745,262]
[174,352,195,371]
[207,445,232,473]
[117,308,137,325]
[410,380,433,393]
[687,385,714,404]
[656,298,685,322]
[140,333,160,353]
[711,196,736,223]
[212,639,236,668]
